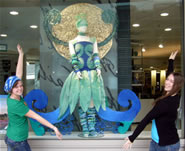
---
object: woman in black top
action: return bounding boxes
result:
[123,51,184,151]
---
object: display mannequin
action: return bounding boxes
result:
[59,15,106,137]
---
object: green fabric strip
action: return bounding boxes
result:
[79,71,92,112]
[59,70,106,117]
[58,72,73,118]
[69,73,80,114]
[91,70,102,111]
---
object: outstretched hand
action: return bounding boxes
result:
[169,50,178,60]
[53,127,62,140]
[17,44,24,55]
[123,137,133,150]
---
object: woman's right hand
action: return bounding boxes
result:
[123,137,133,150]
[17,44,24,55]
[53,127,62,140]
[169,50,178,60]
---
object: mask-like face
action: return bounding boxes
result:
[77,26,87,33]
[164,74,174,92]
[76,18,88,26]
[12,80,23,96]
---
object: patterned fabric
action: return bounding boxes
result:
[71,41,101,71]
[78,107,89,137]
[78,107,98,137]
[93,53,101,69]
[87,107,97,136]
[4,76,21,93]
[71,54,80,73]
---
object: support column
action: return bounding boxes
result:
[116,0,132,93]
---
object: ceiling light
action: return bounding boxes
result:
[30,25,38,29]
[158,44,164,48]
[142,47,146,52]
[9,11,19,15]
[160,13,169,16]
[132,24,140,27]
[0,34,7,37]
[164,28,172,31]
[150,66,153,69]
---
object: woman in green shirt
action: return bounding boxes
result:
[4,44,62,151]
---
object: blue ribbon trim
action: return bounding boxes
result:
[24,89,140,135]
[97,89,141,122]
[24,89,69,124]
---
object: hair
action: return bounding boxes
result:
[10,80,21,93]
[153,72,184,105]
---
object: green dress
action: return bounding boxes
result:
[58,40,106,118]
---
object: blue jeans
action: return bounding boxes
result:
[149,140,180,151]
[4,135,31,151]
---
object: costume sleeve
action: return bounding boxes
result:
[71,54,80,73]
[166,59,174,77]
[93,53,101,69]
[128,102,166,142]
[69,41,80,73]
[92,39,101,69]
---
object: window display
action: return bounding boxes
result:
[0,0,184,143]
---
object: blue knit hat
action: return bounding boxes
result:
[4,76,21,93]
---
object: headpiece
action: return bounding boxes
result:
[76,13,88,28]
[4,76,21,93]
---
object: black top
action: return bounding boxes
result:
[129,59,180,146]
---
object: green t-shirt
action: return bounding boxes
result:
[7,94,29,141]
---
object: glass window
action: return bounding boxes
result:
[0,0,184,139]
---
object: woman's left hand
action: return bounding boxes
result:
[97,69,101,76]
[169,50,178,60]
[123,137,133,150]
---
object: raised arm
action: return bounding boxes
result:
[16,44,24,79]
[166,51,178,77]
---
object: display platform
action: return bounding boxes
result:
[0,131,184,151]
